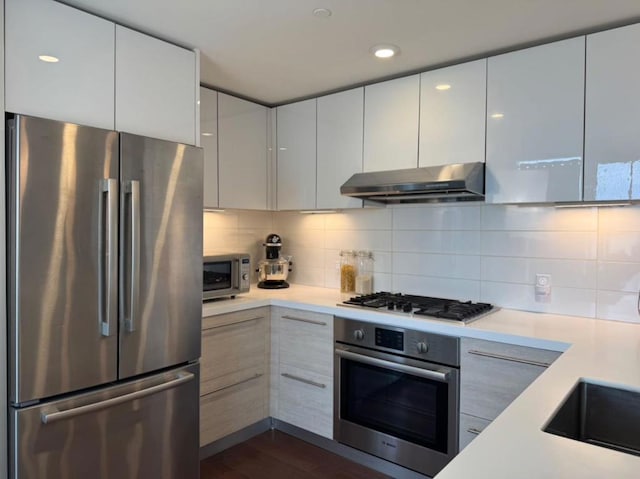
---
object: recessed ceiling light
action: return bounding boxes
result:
[491,113,504,119]
[201,132,214,137]
[435,84,451,91]
[313,8,332,18]
[38,55,59,63]
[371,44,400,59]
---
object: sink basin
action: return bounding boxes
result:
[544,380,640,456]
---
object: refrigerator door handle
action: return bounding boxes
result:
[123,180,141,333]
[98,179,118,337]
[40,372,194,424]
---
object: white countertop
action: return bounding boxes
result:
[203,284,640,478]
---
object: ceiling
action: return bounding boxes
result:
[61,0,640,105]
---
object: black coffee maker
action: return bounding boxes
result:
[257,233,292,289]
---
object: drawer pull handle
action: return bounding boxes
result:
[467,349,552,368]
[204,316,263,331]
[210,373,263,394]
[467,427,483,436]
[282,315,327,326]
[281,373,326,389]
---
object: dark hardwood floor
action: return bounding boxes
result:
[200,430,391,479]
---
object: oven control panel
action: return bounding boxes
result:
[375,328,404,351]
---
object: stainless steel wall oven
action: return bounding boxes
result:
[334,317,460,477]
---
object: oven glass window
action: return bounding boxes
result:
[203,262,232,291]
[340,358,449,453]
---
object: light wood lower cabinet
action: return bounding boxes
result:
[271,307,334,439]
[459,338,561,449]
[200,307,270,447]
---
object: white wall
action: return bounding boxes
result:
[204,204,640,324]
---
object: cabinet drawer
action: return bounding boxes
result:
[460,338,561,420]
[200,373,268,447]
[201,308,268,396]
[277,364,333,439]
[276,307,333,377]
[459,413,491,450]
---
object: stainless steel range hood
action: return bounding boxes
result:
[340,162,485,204]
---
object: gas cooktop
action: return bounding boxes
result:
[339,292,496,324]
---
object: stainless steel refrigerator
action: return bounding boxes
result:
[6,114,203,479]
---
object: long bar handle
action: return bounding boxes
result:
[98,179,118,337]
[210,373,263,394]
[336,349,449,383]
[125,180,141,333]
[281,315,327,326]
[41,372,194,424]
[203,316,263,331]
[281,373,326,389]
[467,349,552,368]
[467,428,483,436]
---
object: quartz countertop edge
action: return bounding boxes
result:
[202,284,640,479]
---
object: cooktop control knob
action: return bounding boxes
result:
[353,329,365,341]
[416,341,429,354]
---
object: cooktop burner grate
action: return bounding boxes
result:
[341,292,495,323]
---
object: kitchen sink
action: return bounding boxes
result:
[544,380,640,456]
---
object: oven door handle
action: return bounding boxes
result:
[336,349,449,383]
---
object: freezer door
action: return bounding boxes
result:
[10,363,199,479]
[7,114,119,404]
[119,133,203,378]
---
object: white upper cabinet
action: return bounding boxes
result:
[419,60,486,166]
[5,0,115,130]
[277,99,317,210]
[317,88,364,209]
[218,93,268,210]
[115,26,197,145]
[485,38,585,204]
[200,88,218,208]
[584,23,640,201]
[363,75,420,172]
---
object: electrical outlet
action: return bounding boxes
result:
[535,273,551,303]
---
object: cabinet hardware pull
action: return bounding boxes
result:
[467,349,552,368]
[282,315,327,326]
[210,373,263,394]
[281,373,326,389]
[204,316,263,331]
[467,428,483,436]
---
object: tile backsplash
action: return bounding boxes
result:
[204,204,640,324]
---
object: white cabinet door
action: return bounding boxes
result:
[317,88,364,209]
[486,38,585,204]
[218,93,268,210]
[277,99,317,210]
[200,88,218,208]
[5,0,115,130]
[115,26,196,145]
[363,75,420,172]
[419,60,486,166]
[585,23,640,201]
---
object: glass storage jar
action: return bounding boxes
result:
[355,251,374,295]
[339,250,357,293]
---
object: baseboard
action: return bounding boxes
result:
[199,418,271,460]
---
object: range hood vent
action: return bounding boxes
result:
[340,162,485,204]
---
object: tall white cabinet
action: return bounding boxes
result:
[363,75,420,172]
[584,23,640,201]
[317,88,364,209]
[276,99,317,210]
[200,88,219,208]
[5,0,115,130]
[115,26,197,145]
[485,38,585,204]
[218,93,268,210]
[419,60,486,166]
